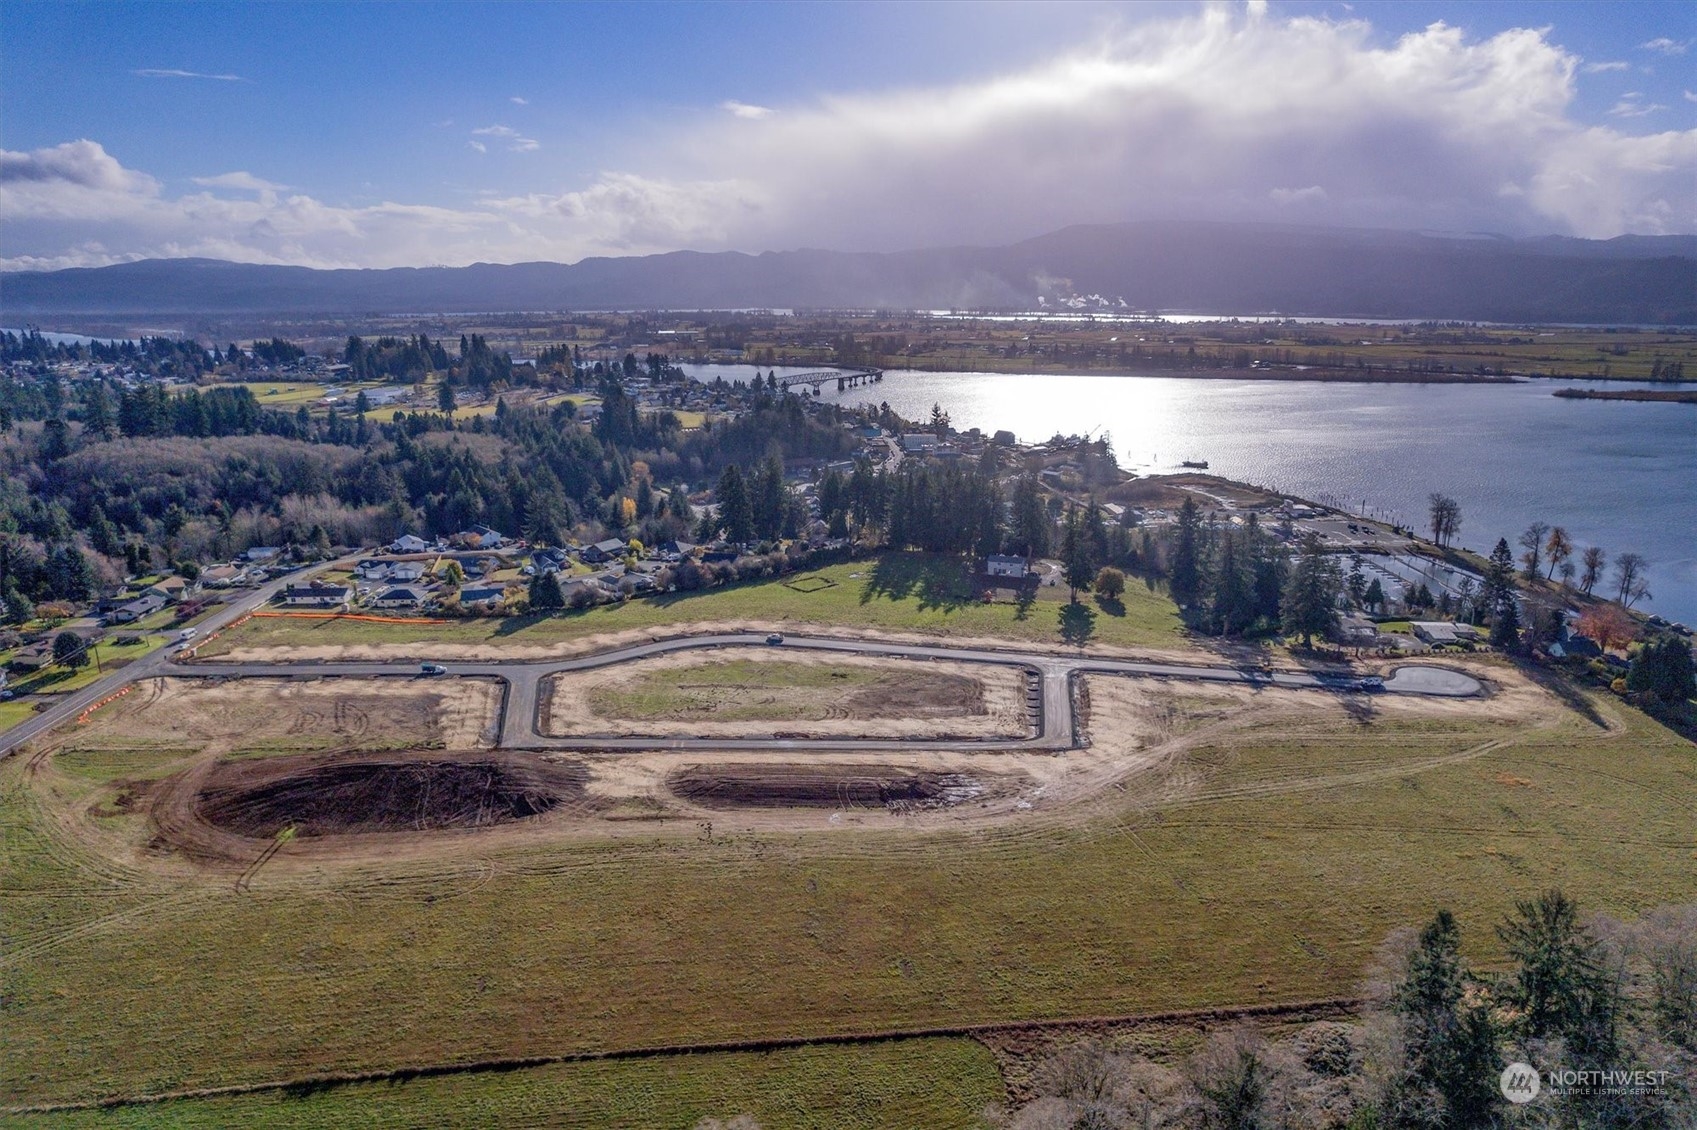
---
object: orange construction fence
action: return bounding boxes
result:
[77,684,132,724]
[250,611,454,625]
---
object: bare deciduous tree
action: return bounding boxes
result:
[1580,545,1607,595]
[1426,494,1461,547]
[1519,521,1551,581]
[1613,552,1650,608]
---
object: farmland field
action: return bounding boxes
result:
[3,652,1692,1118]
[3,1038,1002,1129]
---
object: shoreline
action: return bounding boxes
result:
[1552,388,1697,404]
[799,364,1522,385]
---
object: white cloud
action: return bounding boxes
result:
[511,96,528,105]
[1608,93,1668,118]
[1686,89,1697,104]
[6,8,1695,270]
[471,124,540,152]
[132,68,246,81]
[720,100,774,120]
[192,171,288,194]
[1640,37,1691,56]
[1581,60,1630,74]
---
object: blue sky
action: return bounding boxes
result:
[2,1,1693,269]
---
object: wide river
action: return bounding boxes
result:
[685,364,1697,626]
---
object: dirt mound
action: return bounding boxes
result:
[193,752,586,839]
[668,763,1020,811]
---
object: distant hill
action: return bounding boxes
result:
[4,222,1693,323]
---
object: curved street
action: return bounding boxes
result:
[135,631,1486,754]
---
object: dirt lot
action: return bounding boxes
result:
[540,648,1031,740]
[147,749,594,863]
[668,763,1027,811]
[63,675,503,755]
[28,655,1548,873]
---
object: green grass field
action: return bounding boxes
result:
[589,658,887,722]
[0,636,166,700]
[4,1038,1000,1129]
[3,662,1691,1112]
[0,700,36,735]
[200,553,1184,656]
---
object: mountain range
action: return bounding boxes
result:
[4,222,1693,324]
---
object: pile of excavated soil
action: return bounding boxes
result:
[193,752,586,839]
[667,762,1021,811]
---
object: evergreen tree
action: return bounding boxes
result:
[1281,534,1342,648]
[1497,890,1621,1063]
[41,418,71,461]
[1009,475,1049,558]
[1061,505,1092,601]
[1484,538,1521,649]
[716,464,755,544]
[1387,909,1502,1129]
[1209,528,1254,635]
[53,630,89,669]
[1347,555,1367,607]
[1626,635,1697,704]
[752,455,785,540]
[1364,576,1386,613]
[45,545,94,602]
[83,384,115,440]
[1168,497,1203,610]
[528,570,564,610]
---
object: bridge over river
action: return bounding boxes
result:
[776,367,883,394]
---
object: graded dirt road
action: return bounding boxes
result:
[153,631,1483,754]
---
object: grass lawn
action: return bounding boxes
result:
[3,669,1691,1108]
[204,380,393,409]
[0,699,36,735]
[201,552,1185,655]
[9,1038,1000,1129]
[589,658,886,722]
[0,637,166,698]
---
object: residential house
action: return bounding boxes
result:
[108,593,167,624]
[1410,621,1478,646]
[242,546,282,563]
[1550,635,1602,659]
[457,585,505,608]
[580,538,628,565]
[458,525,506,550]
[390,534,429,554]
[899,433,938,454]
[530,547,569,575]
[372,587,426,610]
[986,554,1030,579]
[144,576,190,603]
[8,640,53,672]
[283,582,353,609]
[388,562,427,584]
[656,539,696,558]
[199,565,242,588]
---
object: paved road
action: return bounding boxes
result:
[0,555,363,758]
[136,632,1483,754]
